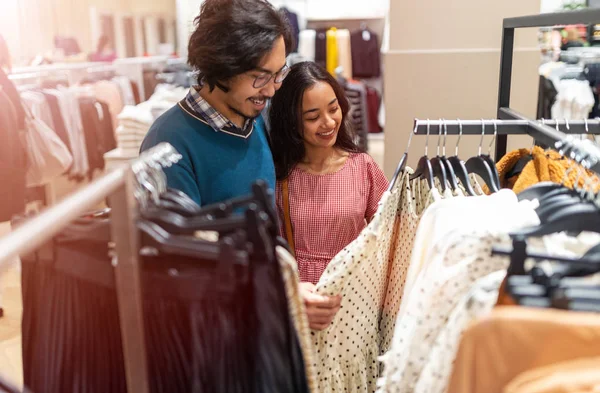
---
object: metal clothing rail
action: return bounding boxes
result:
[496,8,600,160]
[413,115,600,137]
[412,116,600,174]
[0,142,180,393]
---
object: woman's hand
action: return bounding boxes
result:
[299,282,342,331]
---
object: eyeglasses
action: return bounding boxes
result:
[252,65,290,88]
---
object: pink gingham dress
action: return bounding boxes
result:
[275,153,389,284]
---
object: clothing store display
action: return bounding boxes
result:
[551,78,594,120]
[326,28,339,76]
[298,30,316,62]
[487,146,600,194]
[19,181,312,393]
[503,357,600,393]
[366,87,383,133]
[336,29,352,79]
[112,76,137,106]
[275,153,387,284]
[343,80,369,150]
[92,80,125,132]
[309,172,404,393]
[447,306,600,393]
[309,168,452,393]
[143,69,159,101]
[315,29,328,69]
[0,82,26,221]
[276,246,317,393]
[131,81,141,105]
[351,28,381,78]
[45,88,90,177]
[140,94,275,206]
[20,91,56,131]
[281,8,300,53]
[79,97,111,173]
[536,76,558,120]
[0,68,25,129]
[42,92,72,153]
[21,105,73,187]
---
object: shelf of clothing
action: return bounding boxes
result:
[496,8,600,161]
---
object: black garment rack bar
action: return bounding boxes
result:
[411,116,600,174]
[496,8,600,160]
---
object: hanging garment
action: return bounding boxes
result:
[503,357,600,393]
[351,28,381,78]
[487,146,600,194]
[378,190,542,393]
[44,88,90,177]
[0,87,26,222]
[0,68,25,129]
[414,271,505,393]
[551,79,595,120]
[447,306,600,393]
[343,81,369,150]
[112,76,137,106]
[276,246,317,393]
[315,29,328,69]
[92,80,124,133]
[20,217,311,393]
[130,81,141,105]
[42,92,72,153]
[326,27,339,76]
[281,8,300,53]
[310,168,437,393]
[275,153,388,284]
[79,97,108,174]
[298,30,316,62]
[96,101,117,153]
[20,91,56,131]
[336,29,352,79]
[366,87,383,133]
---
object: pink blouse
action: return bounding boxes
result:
[275,153,389,284]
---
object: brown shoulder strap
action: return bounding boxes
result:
[282,177,295,256]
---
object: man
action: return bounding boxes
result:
[140,0,293,206]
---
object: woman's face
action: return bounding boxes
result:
[300,81,343,149]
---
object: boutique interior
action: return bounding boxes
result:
[3,0,600,392]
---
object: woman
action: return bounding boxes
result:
[270,62,389,330]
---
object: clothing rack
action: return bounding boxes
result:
[496,8,600,160]
[0,142,181,393]
[411,116,600,174]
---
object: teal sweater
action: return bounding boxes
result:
[140,102,275,206]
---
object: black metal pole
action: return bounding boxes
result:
[496,26,515,162]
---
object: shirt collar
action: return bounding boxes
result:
[185,85,254,139]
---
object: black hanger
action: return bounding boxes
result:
[465,121,499,193]
[409,120,435,190]
[389,122,416,192]
[517,181,564,201]
[446,119,475,196]
[465,157,498,192]
[138,219,250,262]
[430,123,448,192]
[511,201,600,238]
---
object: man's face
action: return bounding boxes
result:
[223,36,287,120]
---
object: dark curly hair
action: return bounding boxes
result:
[188,0,294,91]
[269,62,361,180]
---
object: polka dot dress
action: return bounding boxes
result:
[377,230,513,393]
[310,168,437,393]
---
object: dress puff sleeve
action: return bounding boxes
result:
[364,154,389,220]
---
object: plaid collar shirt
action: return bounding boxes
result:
[185,85,254,139]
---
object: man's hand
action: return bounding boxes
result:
[299,282,342,331]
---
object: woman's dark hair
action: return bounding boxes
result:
[188,0,293,91]
[269,61,361,180]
